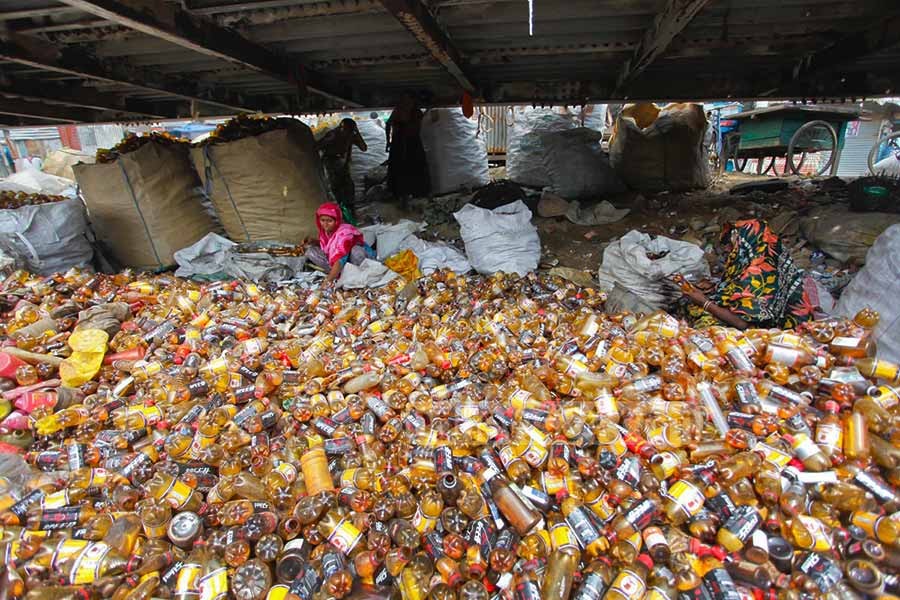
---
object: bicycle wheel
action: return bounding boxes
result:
[756,156,776,175]
[787,120,837,176]
[868,131,900,174]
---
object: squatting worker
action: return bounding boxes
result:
[306,203,376,287]
[317,118,367,223]
[679,219,826,330]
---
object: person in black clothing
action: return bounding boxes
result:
[386,94,430,202]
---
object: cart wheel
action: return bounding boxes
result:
[756,156,776,175]
[787,120,837,176]
[868,131,900,175]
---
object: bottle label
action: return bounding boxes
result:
[540,472,568,496]
[703,568,740,600]
[273,462,297,484]
[327,518,362,555]
[175,562,202,597]
[870,386,900,409]
[653,451,682,479]
[10,488,44,518]
[550,522,578,552]
[565,506,600,549]
[41,489,72,509]
[797,553,842,592]
[795,515,833,551]
[39,506,84,531]
[51,539,88,570]
[643,526,667,551]
[754,442,791,471]
[609,570,646,600]
[521,439,548,468]
[412,506,438,534]
[266,585,290,600]
[767,345,800,366]
[161,477,194,510]
[850,512,882,538]
[288,562,320,600]
[594,392,620,420]
[646,426,679,450]
[815,423,842,452]
[70,541,112,584]
[666,480,705,519]
[198,566,228,600]
[574,573,608,600]
[791,433,821,460]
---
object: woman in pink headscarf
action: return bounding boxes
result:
[306,202,375,285]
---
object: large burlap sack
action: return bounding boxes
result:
[800,205,900,264]
[75,141,215,270]
[506,108,576,188]
[610,102,709,192]
[192,120,328,243]
[420,108,490,195]
[0,198,92,274]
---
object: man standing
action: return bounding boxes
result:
[317,118,367,223]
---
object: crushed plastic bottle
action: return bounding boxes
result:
[0,269,898,600]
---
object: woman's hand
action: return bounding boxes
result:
[683,288,708,306]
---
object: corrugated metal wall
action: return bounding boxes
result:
[478,106,510,155]
[837,118,885,177]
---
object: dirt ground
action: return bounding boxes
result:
[369,171,810,277]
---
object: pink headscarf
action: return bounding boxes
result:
[316,203,364,266]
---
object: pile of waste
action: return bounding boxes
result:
[0,267,897,600]
[200,114,299,146]
[95,132,190,164]
[0,191,68,209]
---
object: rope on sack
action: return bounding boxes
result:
[117,161,163,269]
[203,146,251,242]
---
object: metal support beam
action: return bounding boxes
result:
[0,97,107,123]
[0,77,170,118]
[614,0,713,94]
[0,34,262,113]
[56,0,359,107]
[189,0,384,26]
[379,0,477,93]
[778,12,900,94]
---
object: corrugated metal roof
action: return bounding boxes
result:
[7,126,60,140]
[0,0,894,123]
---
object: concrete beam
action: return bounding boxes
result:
[614,0,713,94]
[380,0,477,93]
[56,0,359,107]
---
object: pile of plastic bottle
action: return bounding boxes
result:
[0,191,68,209]
[0,267,898,600]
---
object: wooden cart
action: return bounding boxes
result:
[723,105,859,176]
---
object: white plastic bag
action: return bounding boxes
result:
[454,200,540,276]
[361,220,470,274]
[338,258,398,289]
[597,230,709,309]
[350,116,388,201]
[541,128,625,200]
[0,199,92,274]
[506,108,576,188]
[0,171,77,197]
[835,224,900,364]
[362,220,426,260]
[420,108,490,195]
